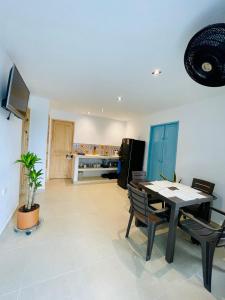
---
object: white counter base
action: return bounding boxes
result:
[73,154,119,184]
[74,176,117,185]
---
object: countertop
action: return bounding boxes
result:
[74,154,119,159]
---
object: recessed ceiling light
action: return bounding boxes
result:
[152,69,162,76]
[117,96,122,102]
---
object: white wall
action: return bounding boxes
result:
[50,109,126,146]
[0,47,22,234]
[29,96,49,188]
[0,49,50,234]
[126,97,225,216]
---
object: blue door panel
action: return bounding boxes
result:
[147,122,179,181]
[161,123,179,181]
[147,125,164,180]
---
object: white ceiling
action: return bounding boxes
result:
[0,0,225,120]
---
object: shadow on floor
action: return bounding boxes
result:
[112,225,225,299]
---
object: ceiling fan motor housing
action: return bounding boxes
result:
[184,23,225,87]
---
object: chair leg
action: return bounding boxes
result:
[201,241,216,292]
[129,205,132,213]
[146,223,156,261]
[191,237,200,245]
[125,211,134,238]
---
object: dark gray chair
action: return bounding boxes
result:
[184,178,215,222]
[180,207,225,292]
[126,184,169,261]
[130,171,147,189]
[130,171,165,208]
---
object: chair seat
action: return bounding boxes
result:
[180,219,221,242]
[148,195,165,205]
[129,181,139,189]
[184,204,200,214]
[134,211,167,225]
[217,239,225,247]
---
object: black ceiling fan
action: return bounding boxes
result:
[184,23,225,87]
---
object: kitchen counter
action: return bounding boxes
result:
[73,154,119,184]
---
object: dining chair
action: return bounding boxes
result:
[125,184,169,261]
[130,171,147,189]
[179,207,225,292]
[130,171,165,208]
[183,178,215,221]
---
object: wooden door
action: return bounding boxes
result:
[20,109,30,195]
[50,120,74,179]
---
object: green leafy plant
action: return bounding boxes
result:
[16,152,43,210]
[160,172,181,183]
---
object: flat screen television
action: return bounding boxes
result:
[1,65,30,119]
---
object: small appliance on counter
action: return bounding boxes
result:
[117,138,145,189]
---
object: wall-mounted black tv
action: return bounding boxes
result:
[1,65,30,120]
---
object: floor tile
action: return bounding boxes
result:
[0,247,26,295]
[0,180,224,300]
[0,291,18,300]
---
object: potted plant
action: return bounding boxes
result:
[16,152,43,230]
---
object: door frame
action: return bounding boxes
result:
[49,119,75,179]
[147,121,179,180]
[19,108,30,196]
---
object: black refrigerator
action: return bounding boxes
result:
[117,138,145,189]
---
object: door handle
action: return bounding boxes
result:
[66,154,73,160]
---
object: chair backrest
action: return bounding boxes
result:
[192,178,215,195]
[127,184,149,223]
[132,171,147,183]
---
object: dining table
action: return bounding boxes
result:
[138,180,214,263]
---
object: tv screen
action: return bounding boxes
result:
[2,65,30,119]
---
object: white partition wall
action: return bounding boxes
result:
[0,47,22,234]
[50,109,127,146]
[29,96,50,189]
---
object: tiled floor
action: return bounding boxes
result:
[0,180,224,300]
